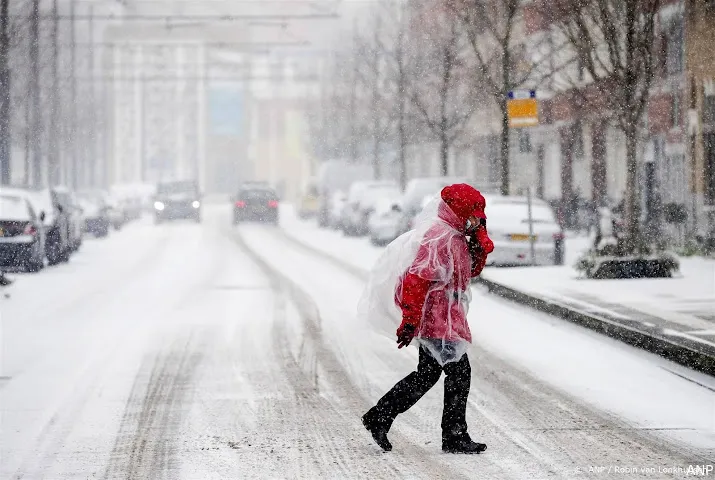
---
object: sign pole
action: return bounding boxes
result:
[527,187,536,266]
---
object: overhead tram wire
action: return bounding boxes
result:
[7,13,339,21]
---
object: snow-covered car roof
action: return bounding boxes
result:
[0,194,33,221]
[0,187,55,225]
[403,177,468,211]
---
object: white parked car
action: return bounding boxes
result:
[368,197,404,245]
[483,195,565,266]
[327,191,347,229]
[341,181,400,236]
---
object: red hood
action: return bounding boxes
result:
[440,184,487,222]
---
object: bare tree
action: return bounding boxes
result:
[353,15,389,179]
[554,0,662,248]
[373,0,413,189]
[449,0,557,196]
[409,4,475,176]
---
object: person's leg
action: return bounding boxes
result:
[441,353,471,439]
[441,353,485,453]
[366,345,443,429]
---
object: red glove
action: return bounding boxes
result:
[396,323,416,349]
[474,226,494,254]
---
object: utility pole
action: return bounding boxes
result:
[30,0,42,187]
[88,5,96,187]
[70,0,78,189]
[48,0,60,185]
[0,0,10,185]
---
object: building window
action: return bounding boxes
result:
[518,129,532,153]
[705,133,715,206]
[665,17,684,75]
[704,94,715,127]
[671,93,681,127]
[572,121,584,158]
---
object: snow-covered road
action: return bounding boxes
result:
[1,205,713,479]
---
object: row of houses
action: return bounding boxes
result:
[382,0,714,242]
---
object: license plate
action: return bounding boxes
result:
[510,233,536,241]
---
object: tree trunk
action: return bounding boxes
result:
[499,100,510,195]
[0,0,10,185]
[30,0,42,187]
[48,0,60,186]
[69,0,78,188]
[398,95,407,189]
[440,133,449,176]
[624,128,640,247]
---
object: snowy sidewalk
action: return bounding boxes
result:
[479,259,715,374]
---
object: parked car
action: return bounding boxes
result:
[483,195,565,266]
[105,194,126,230]
[350,183,402,237]
[341,181,400,236]
[297,180,319,219]
[153,180,202,223]
[316,160,373,227]
[78,192,111,237]
[397,177,469,234]
[368,197,404,245]
[327,191,347,229]
[232,185,280,224]
[52,186,84,252]
[21,188,72,265]
[0,193,45,272]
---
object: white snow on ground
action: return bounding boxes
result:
[480,259,715,330]
[276,205,715,451]
[2,203,713,479]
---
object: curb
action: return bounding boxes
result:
[476,276,715,377]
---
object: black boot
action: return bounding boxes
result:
[362,411,392,452]
[442,434,487,454]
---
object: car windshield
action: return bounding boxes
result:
[486,204,557,225]
[0,195,31,220]
[239,188,277,200]
[157,181,198,195]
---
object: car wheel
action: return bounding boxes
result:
[27,255,44,273]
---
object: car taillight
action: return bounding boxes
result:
[235,201,246,208]
[553,232,565,241]
[24,224,37,236]
[268,200,278,208]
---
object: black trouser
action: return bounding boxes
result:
[366,345,471,439]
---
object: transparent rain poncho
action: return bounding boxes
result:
[358,198,473,365]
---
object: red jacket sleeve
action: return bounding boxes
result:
[471,250,488,277]
[398,272,431,328]
[470,227,493,277]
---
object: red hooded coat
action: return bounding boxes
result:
[396,184,494,342]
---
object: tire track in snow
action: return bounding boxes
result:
[103,333,202,480]
[262,225,711,478]
[8,226,183,480]
[230,225,471,480]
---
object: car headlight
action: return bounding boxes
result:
[192,201,200,209]
[154,201,165,211]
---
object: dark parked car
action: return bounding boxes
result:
[53,186,84,252]
[78,192,111,237]
[153,180,202,223]
[19,188,72,265]
[0,194,46,272]
[232,185,279,224]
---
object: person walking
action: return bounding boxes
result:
[360,184,494,454]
